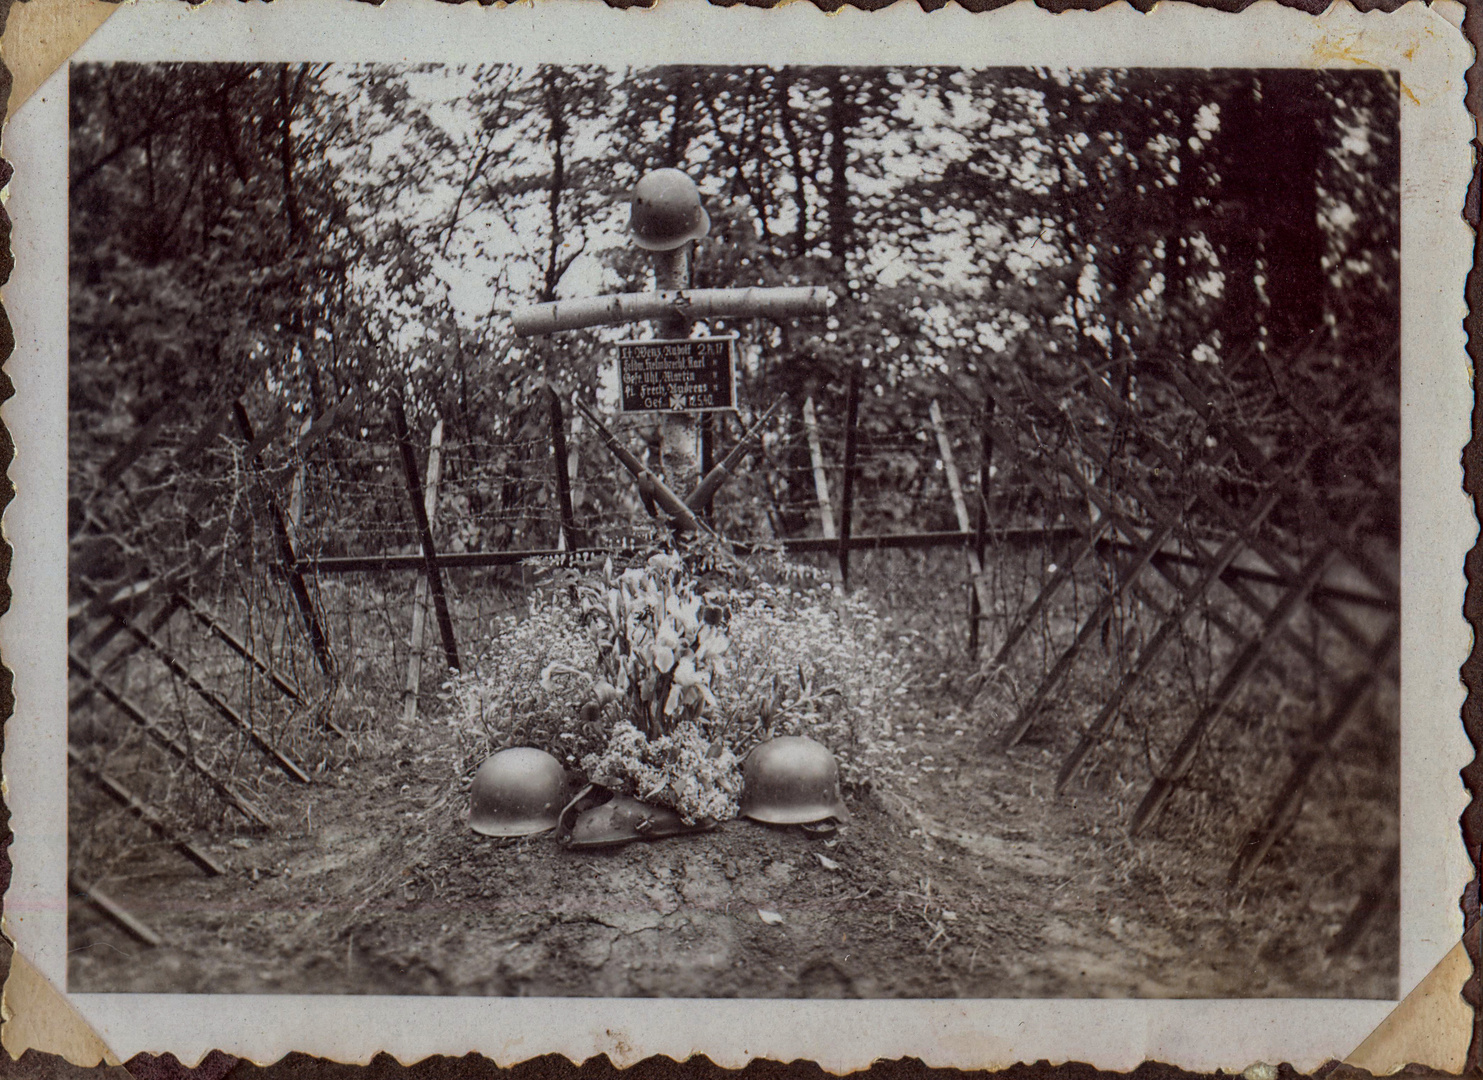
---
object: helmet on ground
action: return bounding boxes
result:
[740,736,850,825]
[469,747,569,837]
[628,168,711,251]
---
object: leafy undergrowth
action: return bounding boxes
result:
[68,549,1398,999]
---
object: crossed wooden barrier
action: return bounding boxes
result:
[68,391,356,944]
[959,349,1397,902]
[69,338,1397,948]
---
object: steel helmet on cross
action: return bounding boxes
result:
[628,168,711,252]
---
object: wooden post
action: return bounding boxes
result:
[403,419,446,726]
[803,396,836,541]
[837,364,862,588]
[392,401,460,673]
[929,400,993,649]
[233,402,334,677]
[1056,487,1284,793]
[1227,620,1398,886]
[970,400,994,655]
[546,390,580,550]
[1129,544,1340,837]
[70,652,272,828]
[286,412,314,534]
[69,872,164,948]
[1141,558,1293,688]
[69,748,225,876]
[654,246,699,493]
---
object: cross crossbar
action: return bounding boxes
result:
[511,287,832,337]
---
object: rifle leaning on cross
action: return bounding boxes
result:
[510,167,832,533]
[568,396,784,534]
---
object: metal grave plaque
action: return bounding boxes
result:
[616,335,737,413]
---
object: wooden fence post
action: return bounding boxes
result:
[929,400,993,650]
[1227,619,1399,886]
[803,397,837,541]
[546,389,580,550]
[69,872,164,948]
[837,365,862,588]
[69,747,225,876]
[970,399,994,655]
[392,400,460,673]
[233,402,334,677]
[286,412,314,534]
[1128,543,1340,837]
[403,419,446,725]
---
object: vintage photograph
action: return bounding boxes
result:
[64,59,1402,1002]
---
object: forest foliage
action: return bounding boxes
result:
[70,62,1400,550]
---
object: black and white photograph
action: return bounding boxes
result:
[62,55,1406,1000]
[1,0,1472,1068]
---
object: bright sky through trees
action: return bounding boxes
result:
[70,62,1399,544]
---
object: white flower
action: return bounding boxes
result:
[672,655,702,687]
[696,626,729,662]
[668,594,702,635]
[647,553,681,575]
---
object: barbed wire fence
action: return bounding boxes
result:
[67,338,1399,951]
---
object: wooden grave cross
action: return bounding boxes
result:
[511,169,833,523]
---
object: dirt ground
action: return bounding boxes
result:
[69,673,1397,1000]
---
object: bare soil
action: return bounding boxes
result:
[69,686,1397,1000]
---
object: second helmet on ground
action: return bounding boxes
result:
[740,735,850,825]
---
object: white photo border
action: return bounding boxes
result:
[1,0,1472,1069]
